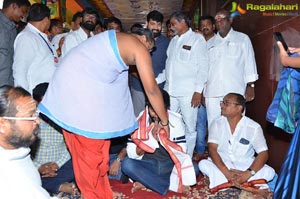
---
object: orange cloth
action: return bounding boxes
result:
[210,179,267,194]
[63,129,112,199]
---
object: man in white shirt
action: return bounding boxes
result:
[194,15,216,161]
[204,9,258,128]
[0,85,58,199]
[199,93,275,194]
[61,7,99,57]
[164,11,208,157]
[13,3,56,94]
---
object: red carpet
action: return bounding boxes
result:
[110,174,213,199]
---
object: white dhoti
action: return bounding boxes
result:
[199,158,275,189]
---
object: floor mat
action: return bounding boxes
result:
[110,175,243,199]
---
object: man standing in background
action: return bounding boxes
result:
[194,15,216,161]
[61,7,99,57]
[0,0,30,87]
[130,10,170,116]
[13,3,56,93]
[204,9,258,128]
[164,11,208,157]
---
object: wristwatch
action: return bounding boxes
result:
[116,157,122,163]
[247,83,255,88]
[247,168,256,176]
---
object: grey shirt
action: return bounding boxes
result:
[0,11,17,86]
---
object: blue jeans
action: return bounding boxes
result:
[122,157,174,195]
[108,153,122,180]
[196,105,207,153]
[122,157,200,195]
[41,159,75,194]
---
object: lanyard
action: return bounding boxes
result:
[38,33,58,63]
[38,33,54,55]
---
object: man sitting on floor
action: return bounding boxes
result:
[199,93,275,194]
[122,89,199,196]
[0,86,58,198]
[31,83,78,197]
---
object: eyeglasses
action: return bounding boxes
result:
[2,111,40,121]
[220,101,241,106]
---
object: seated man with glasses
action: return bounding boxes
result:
[0,86,58,198]
[199,93,275,195]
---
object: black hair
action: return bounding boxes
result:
[166,19,170,27]
[82,7,100,20]
[130,23,143,33]
[169,11,191,27]
[104,17,123,31]
[27,3,50,22]
[72,11,83,22]
[228,93,246,112]
[95,18,104,28]
[0,86,30,117]
[146,88,170,110]
[131,27,154,44]
[216,9,231,18]
[2,0,30,9]
[200,15,215,25]
[49,19,62,31]
[32,83,48,103]
[147,10,164,23]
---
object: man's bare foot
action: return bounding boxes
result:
[113,191,124,199]
[59,182,79,196]
[131,182,146,193]
[182,185,192,197]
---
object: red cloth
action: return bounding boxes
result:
[63,129,112,199]
[131,108,187,193]
[210,179,267,194]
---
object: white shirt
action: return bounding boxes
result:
[206,34,216,49]
[61,27,92,57]
[51,32,68,50]
[0,147,57,199]
[208,116,268,164]
[204,28,258,97]
[164,28,208,96]
[13,23,56,93]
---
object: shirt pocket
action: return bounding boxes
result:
[179,47,193,63]
[235,140,250,157]
[227,42,240,58]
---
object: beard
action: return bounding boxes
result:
[8,125,39,148]
[81,21,96,31]
[151,29,161,38]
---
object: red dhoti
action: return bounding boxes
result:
[63,129,112,199]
